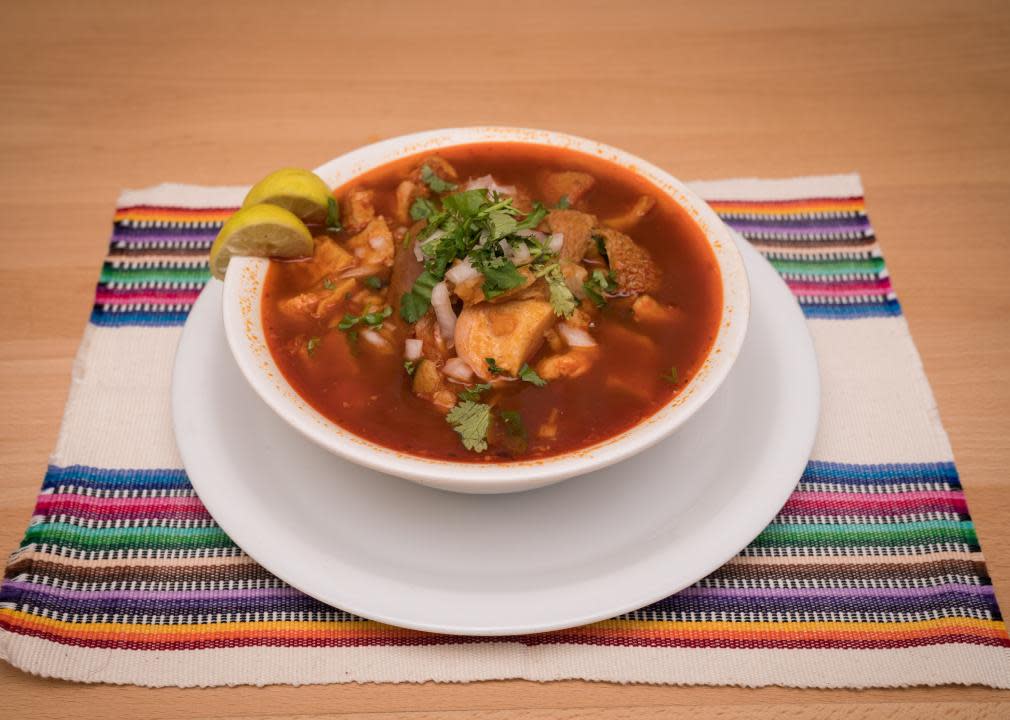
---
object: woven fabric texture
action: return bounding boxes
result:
[2,173,1008,688]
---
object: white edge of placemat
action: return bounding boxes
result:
[2,635,1010,688]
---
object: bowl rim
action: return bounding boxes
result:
[222,126,750,493]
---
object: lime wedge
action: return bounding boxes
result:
[209,204,313,280]
[242,168,333,224]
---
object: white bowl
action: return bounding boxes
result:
[222,127,750,493]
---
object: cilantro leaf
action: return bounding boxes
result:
[362,306,392,327]
[410,196,439,221]
[556,195,570,209]
[337,314,359,331]
[518,363,547,387]
[322,277,336,290]
[441,188,487,218]
[479,256,525,299]
[307,336,321,355]
[514,202,547,232]
[404,359,417,376]
[661,366,679,384]
[364,275,382,290]
[499,409,527,440]
[485,357,505,376]
[457,382,491,402]
[421,164,458,193]
[400,291,429,323]
[487,211,517,240]
[582,268,617,309]
[545,265,577,317]
[326,197,342,231]
[446,400,491,452]
[400,271,441,323]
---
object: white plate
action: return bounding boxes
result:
[171,238,819,635]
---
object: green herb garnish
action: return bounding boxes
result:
[478,255,525,299]
[556,195,570,209]
[364,275,382,290]
[446,400,491,452]
[593,233,608,260]
[326,197,342,231]
[420,164,458,193]
[322,277,336,290]
[582,269,618,309]
[518,363,547,387]
[457,382,492,402]
[485,357,505,376]
[661,366,679,384]
[543,264,577,318]
[500,410,526,439]
[404,359,417,376]
[410,196,439,221]
[306,336,321,355]
[338,306,392,332]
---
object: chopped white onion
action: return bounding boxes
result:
[360,329,389,348]
[558,322,597,348]
[442,357,475,382]
[413,240,425,262]
[515,229,546,240]
[415,229,446,261]
[463,174,517,196]
[431,282,457,348]
[511,242,532,266]
[404,338,422,360]
[445,257,479,284]
[476,229,490,247]
[337,263,385,279]
[548,233,565,254]
[498,239,514,261]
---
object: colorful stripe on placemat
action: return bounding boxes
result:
[4,174,1008,688]
[92,193,897,327]
[2,461,1006,652]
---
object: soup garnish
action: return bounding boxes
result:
[252,143,722,461]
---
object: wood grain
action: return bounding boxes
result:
[2,0,1008,717]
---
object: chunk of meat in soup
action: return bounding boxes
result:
[546,209,596,262]
[342,188,376,233]
[596,227,662,294]
[454,299,556,380]
[539,170,595,207]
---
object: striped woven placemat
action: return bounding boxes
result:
[2,173,1008,688]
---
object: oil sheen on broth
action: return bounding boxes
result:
[261,143,722,462]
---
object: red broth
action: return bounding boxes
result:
[261,143,722,462]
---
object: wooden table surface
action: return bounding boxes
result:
[2,0,1009,717]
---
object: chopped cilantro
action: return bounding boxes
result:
[446,400,491,452]
[661,366,679,384]
[399,291,430,323]
[442,188,486,217]
[487,210,517,240]
[544,264,577,318]
[347,329,359,355]
[583,269,617,309]
[556,195,570,209]
[457,382,491,402]
[499,410,526,439]
[306,336,321,355]
[322,277,336,290]
[326,197,342,231]
[363,306,391,327]
[514,202,547,232]
[478,256,525,299]
[410,196,439,221]
[420,164,458,193]
[485,357,505,376]
[518,363,547,387]
[339,306,392,331]
[404,359,417,376]
[364,275,383,290]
